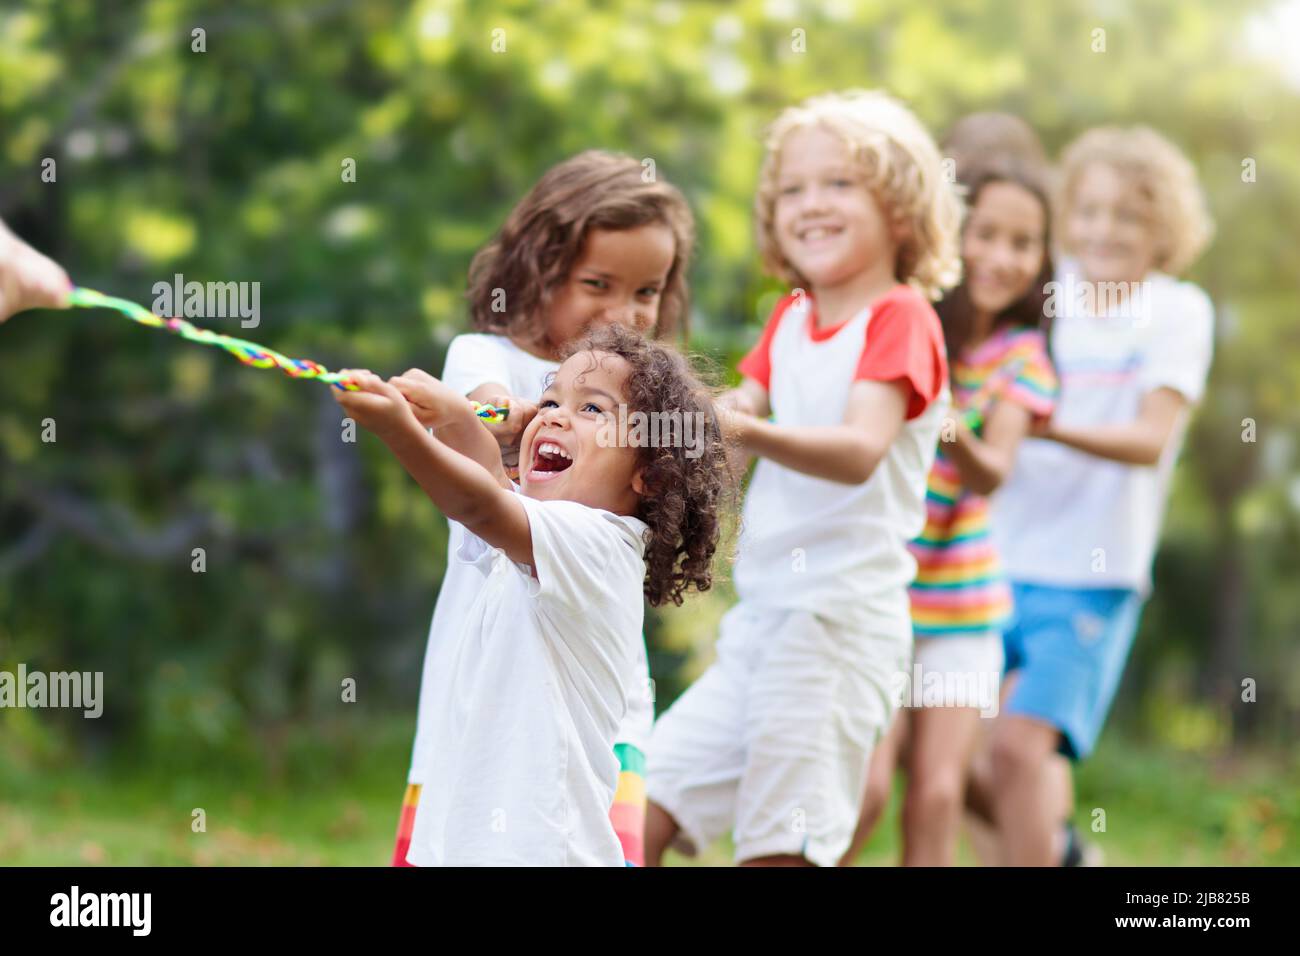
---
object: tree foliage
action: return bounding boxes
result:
[1,0,1297,761]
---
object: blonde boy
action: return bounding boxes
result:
[645,90,961,866]
[987,126,1215,865]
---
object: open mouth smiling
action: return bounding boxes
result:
[796,224,843,243]
[527,439,575,482]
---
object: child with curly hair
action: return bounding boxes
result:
[398,150,696,867]
[986,126,1215,865]
[335,323,727,865]
[646,89,961,867]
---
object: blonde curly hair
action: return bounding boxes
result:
[755,89,963,302]
[1058,126,1213,276]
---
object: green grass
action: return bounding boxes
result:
[0,716,412,866]
[2,717,1296,866]
[825,734,1300,868]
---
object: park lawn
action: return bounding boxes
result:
[831,734,1300,868]
[0,761,400,867]
[1,719,1295,866]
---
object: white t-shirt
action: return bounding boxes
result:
[439,332,557,402]
[409,333,654,788]
[992,264,1214,594]
[406,492,649,866]
[732,287,949,631]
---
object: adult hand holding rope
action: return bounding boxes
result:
[0,218,73,324]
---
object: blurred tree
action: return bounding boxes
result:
[0,0,1296,762]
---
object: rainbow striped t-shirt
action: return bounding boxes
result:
[909,326,1058,638]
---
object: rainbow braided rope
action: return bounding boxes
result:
[68,287,360,390]
[66,287,508,423]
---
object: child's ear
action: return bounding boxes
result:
[631,468,648,497]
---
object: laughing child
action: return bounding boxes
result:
[336,323,727,865]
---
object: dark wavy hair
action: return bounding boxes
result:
[467,150,696,345]
[935,157,1054,368]
[560,324,730,607]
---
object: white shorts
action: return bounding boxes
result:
[646,602,909,866]
[905,633,1004,712]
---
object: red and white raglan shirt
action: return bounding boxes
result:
[732,285,949,631]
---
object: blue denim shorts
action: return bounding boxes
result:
[1002,582,1145,760]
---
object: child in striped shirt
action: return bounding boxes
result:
[844,154,1057,866]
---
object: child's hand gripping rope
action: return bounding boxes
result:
[391,368,501,431]
[331,370,418,441]
[956,358,1028,435]
[57,287,510,424]
[478,392,538,477]
[464,389,538,481]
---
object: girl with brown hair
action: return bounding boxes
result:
[395,150,697,866]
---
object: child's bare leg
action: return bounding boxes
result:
[965,751,996,825]
[1050,753,1075,819]
[839,711,907,865]
[1045,754,1076,860]
[901,705,983,866]
[963,808,1002,866]
[965,671,1016,826]
[962,724,1002,865]
[644,800,680,867]
[990,715,1061,865]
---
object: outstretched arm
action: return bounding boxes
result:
[0,219,72,323]
[388,368,511,490]
[724,378,909,485]
[1037,387,1188,466]
[715,377,770,480]
[943,401,1035,496]
[334,371,533,565]
[718,377,770,419]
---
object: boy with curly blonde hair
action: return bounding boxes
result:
[985,125,1215,864]
[645,89,961,867]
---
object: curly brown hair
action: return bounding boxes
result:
[561,324,730,608]
[467,150,696,344]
